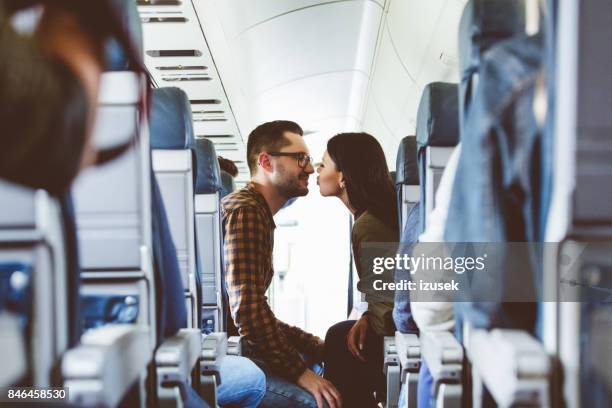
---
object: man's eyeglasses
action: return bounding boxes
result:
[267,152,313,169]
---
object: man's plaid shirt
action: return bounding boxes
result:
[221,183,323,380]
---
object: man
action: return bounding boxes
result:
[222,120,342,408]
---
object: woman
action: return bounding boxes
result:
[318,132,398,408]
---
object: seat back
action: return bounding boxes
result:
[416,82,460,232]
[458,0,526,132]
[71,0,155,347]
[395,135,419,232]
[150,87,199,328]
[194,139,223,333]
[0,182,68,386]
[219,171,236,200]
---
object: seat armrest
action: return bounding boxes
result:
[156,328,202,407]
[469,329,550,407]
[201,332,227,363]
[227,336,242,356]
[199,332,227,407]
[201,332,227,382]
[62,324,150,408]
[383,336,399,374]
[395,332,421,380]
[421,331,463,382]
[156,328,202,371]
[393,332,421,408]
[384,336,401,408]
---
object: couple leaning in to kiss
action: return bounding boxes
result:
[222,120,398,408]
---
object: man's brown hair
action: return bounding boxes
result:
[246,120,303,174]
[218,156,238,177]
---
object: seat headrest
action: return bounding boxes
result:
[150,87,195,150]
[395,136,419,186]
[416,83,459,148]
[195,139,223,194]
[459,0,526,79]
[219,171,236,198]
[105,0,143,71]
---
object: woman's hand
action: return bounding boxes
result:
[346,314,368,362]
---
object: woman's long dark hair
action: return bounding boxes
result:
[327,132,398,233]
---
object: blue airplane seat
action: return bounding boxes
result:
[150,87,203,329]
[193,139,226,333]
[150,88,196,152]
[148,90,212,408]
[195,138,223,196]
[105,0,144,71]
[415,82,459,233]
[150,173,188,340]
[395,135,419,232]
[219,171,236,200]
[457,0,526,132]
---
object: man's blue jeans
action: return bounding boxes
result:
[251,357,326,408]
[217,355,267,408]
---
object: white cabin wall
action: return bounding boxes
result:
[361,0,467,169]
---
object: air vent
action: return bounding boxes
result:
[193,110,227,122]
[192,110,224,114]
[198,134,233,139]
[137,0,182,5]
[156,65,207,71]
[191,99,222,105]
[146,50,202,57]
[141,17,187,23]
[162,74,211,82]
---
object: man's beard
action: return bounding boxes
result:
[276,164,309,199]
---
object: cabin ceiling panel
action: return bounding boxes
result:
[140,0,245,152]
[361,93,397,169]
[228,0,382,98]
[368,27,418,141]
[214,0,384,40]
[415,0,465,85]
[193,119,240,136]
[385,0,446,84]
[249,71,369,133]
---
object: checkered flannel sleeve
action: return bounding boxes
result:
[223,206,308,380]
[277,320,325,363]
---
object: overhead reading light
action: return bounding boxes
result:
[192,110,224,114]
[146,50,202,57]
[190,99,222,105]
[141,17,187,23]
[162,76,211,82]
[137,0,182,5]
[156,65,208,70]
